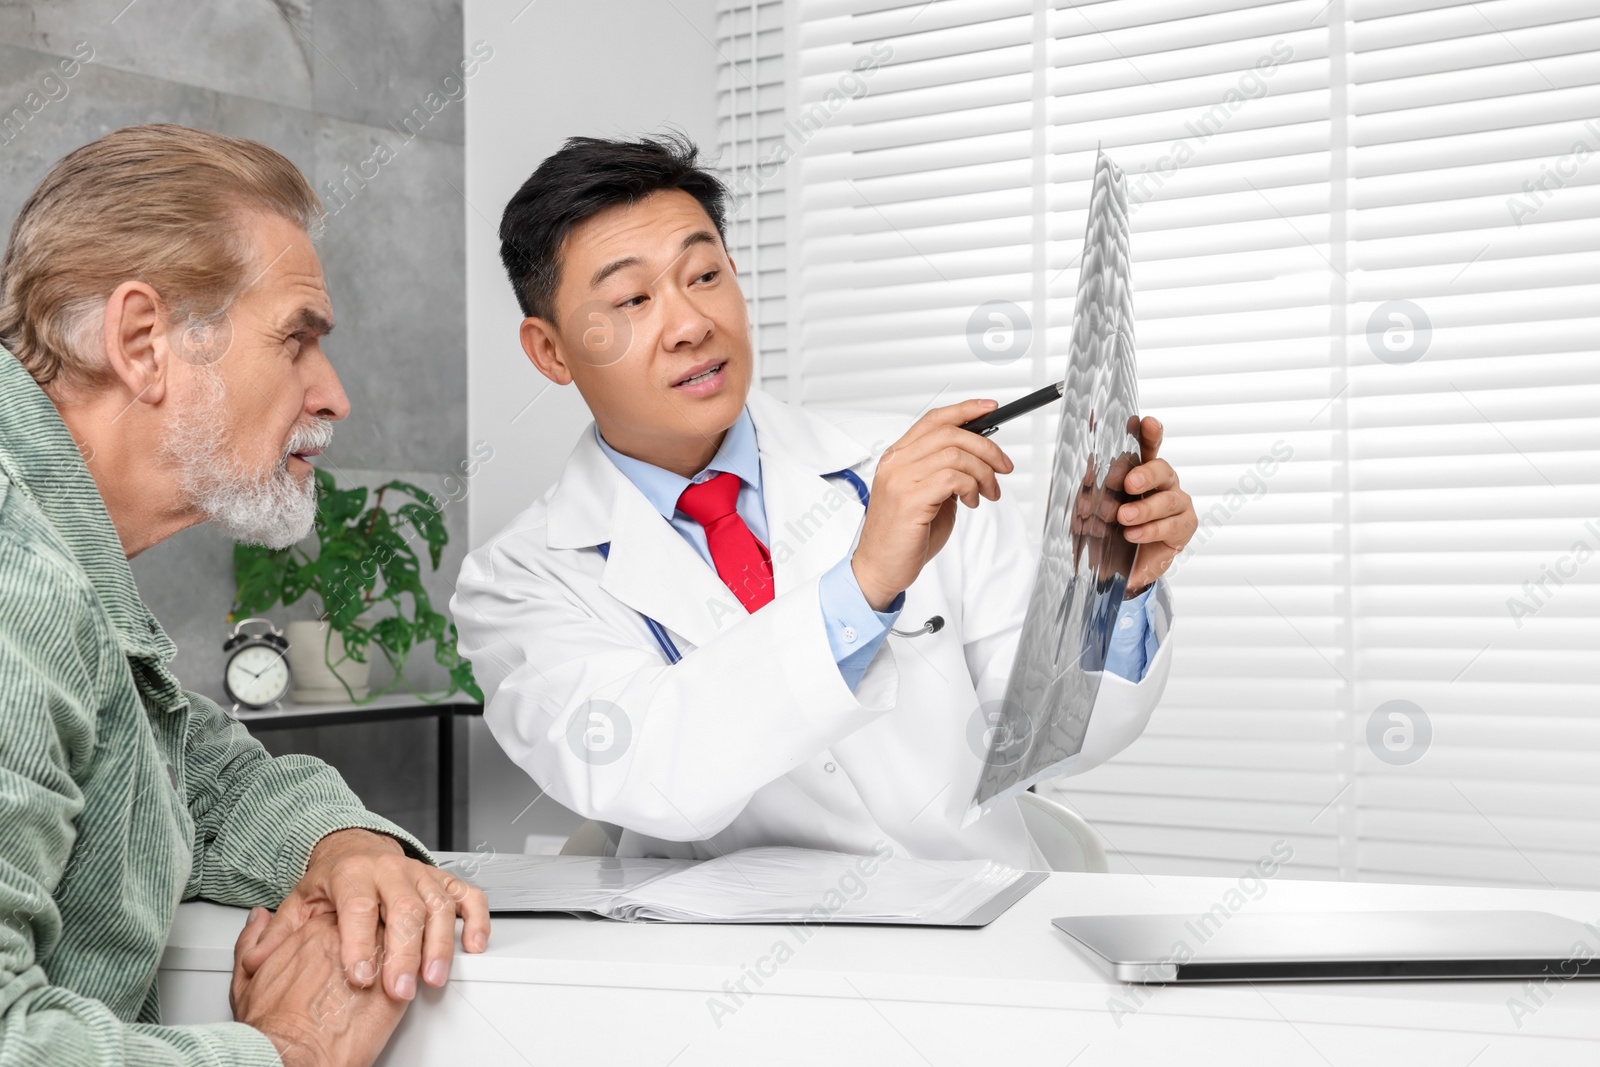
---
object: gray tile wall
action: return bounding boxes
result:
[0,1,471,849]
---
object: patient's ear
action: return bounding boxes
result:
[520,316,572,386]
[101,280,170,405]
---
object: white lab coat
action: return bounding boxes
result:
[452,390,1173,869]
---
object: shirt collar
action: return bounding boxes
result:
[595,406,763,522]
[0,349,178,667]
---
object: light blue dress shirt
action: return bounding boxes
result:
[595,408,1157,689]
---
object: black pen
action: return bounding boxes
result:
[958,380,1066,437]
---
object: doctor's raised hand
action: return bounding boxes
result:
[851,399,1016,612]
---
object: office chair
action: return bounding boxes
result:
[1017,791,1110,873]
[560,820,620,857]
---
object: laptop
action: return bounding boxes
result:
[1053,910,1600,983]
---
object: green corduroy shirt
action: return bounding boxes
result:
[0,349,429,1066]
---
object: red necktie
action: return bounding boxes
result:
[676,471,773,613]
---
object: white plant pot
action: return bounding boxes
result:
[286,620,371,704]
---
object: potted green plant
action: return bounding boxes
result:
[230,467,482,704]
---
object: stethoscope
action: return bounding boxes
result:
[599,467,943,665]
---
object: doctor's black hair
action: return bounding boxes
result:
[498,132,729,323]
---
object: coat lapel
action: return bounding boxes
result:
[600,486,746,648]
[547,427,743,650]
[746,392,874,598]
[758,450,865,597]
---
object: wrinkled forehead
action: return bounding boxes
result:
[235,214,334,330]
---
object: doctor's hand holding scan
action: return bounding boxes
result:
[450,133,1199,870]
[1118,415,1196,595]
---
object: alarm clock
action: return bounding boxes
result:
[222,617,292,711]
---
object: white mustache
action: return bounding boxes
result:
[284,419,335,459]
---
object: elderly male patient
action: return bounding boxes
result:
[0,124,488,1066]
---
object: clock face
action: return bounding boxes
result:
[226,642,291,708]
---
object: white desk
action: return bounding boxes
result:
[160,872,1600,1065]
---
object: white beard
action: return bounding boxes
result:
[160,370,334,549]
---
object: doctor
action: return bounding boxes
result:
[453,136,1198,868]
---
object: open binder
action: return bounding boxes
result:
[440,846,1046,928]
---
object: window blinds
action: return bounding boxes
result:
[765,0,1600,888]
[1342,0,1600,889]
